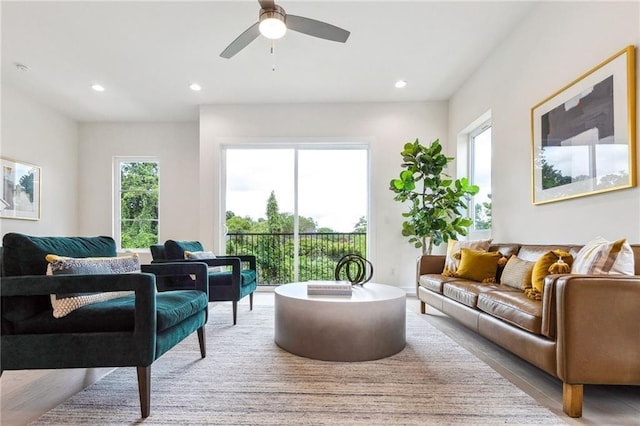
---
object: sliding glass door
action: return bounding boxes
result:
[224,145,368,285]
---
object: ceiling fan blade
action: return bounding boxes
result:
[286,15,350,43]
[258,0,276,10]
[220,22,261,59]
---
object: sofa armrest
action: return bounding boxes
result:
[198,258,243,297]
[195,257,242,270]
[141,262,209,296]
[1,274,158,353]
[554,274,640,385]
[416,255,446,296]
[541,274,564,338]
[1,273,156,297]
[150,257,245,297]
[417,255,446,277]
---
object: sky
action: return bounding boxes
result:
[225,148,367,232]
[472,127,492,204]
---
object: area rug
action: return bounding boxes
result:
[31,305,565,425]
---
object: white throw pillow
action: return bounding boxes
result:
[184,250,216,260]
[571,237,635,275]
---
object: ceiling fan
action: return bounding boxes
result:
[220,0,350,59]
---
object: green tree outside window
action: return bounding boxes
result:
[120,162,159,249]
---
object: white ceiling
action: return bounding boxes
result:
[1,1,536,122]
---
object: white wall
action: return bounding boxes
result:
[199,102,448,291]
[77,122,199,261]
[0,85,79,237]
[449,1,640,244]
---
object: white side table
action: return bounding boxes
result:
[274,282,406,361]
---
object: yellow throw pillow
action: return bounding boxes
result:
[442,239,492,276]
[531,250,573,294]
[455,248,501,283]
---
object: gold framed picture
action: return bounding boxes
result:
[531,45,636,205]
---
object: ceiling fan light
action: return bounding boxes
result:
[259,12,287,40]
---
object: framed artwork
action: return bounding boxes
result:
[1,158,41,220]
[531,45,636,204]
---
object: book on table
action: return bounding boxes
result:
[306,280,353,296]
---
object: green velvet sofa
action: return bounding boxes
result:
[0,233,210,419]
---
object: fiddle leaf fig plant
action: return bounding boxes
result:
[389,138,479,255]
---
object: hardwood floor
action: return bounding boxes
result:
[404,297,640,426]
[2,293,638,425]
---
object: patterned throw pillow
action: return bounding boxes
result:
[455,248,501,283]
[442,239,492,276]
[500,256,535,290]
[46,254,140,318]
[571,237,635,275]
[184,250,216,260]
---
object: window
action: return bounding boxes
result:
[469,122,492,231]
[114,158,159,250]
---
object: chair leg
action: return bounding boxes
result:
[137,366,151,418]
[197,326,206,358]
[233,300,238,325]
[249,292,254,311]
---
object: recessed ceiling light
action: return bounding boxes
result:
[395,80,407,89]
[91,84,105,92]
[189,83,202,91]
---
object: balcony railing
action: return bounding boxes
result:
[226,232,366,285]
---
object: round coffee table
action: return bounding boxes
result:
[274,282,406,362]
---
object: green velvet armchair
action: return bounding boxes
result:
[150,240,257,325]
[0,233,210,419]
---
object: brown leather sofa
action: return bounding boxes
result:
[417,243,640,418]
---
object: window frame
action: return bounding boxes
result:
[468,119,492,234]
[113,157,160,251]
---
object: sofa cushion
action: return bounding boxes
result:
[418,274,461,294]
[150,244,166,260]
[442,239,492,276]
[515,245,575,262]
[2,233,117,277]
[488,244,521,259]
[571,237,635,275]
[500,256,535,290]
[477,290,543,335]
[11,290,208,334]
[455,248,501,282]
[209,269,257,287]
[443,281,502,308]
[164,240,204,260]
